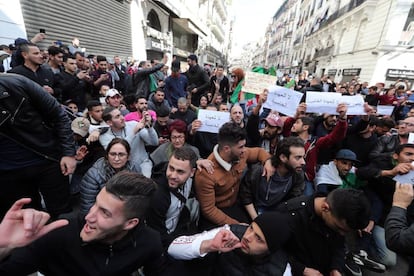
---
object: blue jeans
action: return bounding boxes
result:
[370,226,397,267]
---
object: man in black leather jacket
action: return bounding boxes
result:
[369,117,414,160]
[0,73,76,219]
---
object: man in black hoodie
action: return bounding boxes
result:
[0,172,166,276]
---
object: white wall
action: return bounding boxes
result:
[0,0,26,45]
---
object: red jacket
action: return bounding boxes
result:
[283,117,347,181]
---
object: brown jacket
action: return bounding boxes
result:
[194,147,270,226]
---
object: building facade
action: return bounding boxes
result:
[264,0,414,87]
[1,0,231,68]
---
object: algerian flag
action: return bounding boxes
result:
[230,79,256,104]
[149,74,158,93]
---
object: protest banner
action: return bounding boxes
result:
[306,92,365,115]
[243,71,278,95]
[263,85,303,117]
[197,109,230,133]
[376,105,395,116]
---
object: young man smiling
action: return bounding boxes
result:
[0,171,165,275]
[147,146,198,247]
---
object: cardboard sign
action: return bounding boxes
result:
[263,85,303,117]
[197,109,230,133]
[243,71,278,95]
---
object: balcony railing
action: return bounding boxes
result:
[313,45,335,58]
[318,0,367,31]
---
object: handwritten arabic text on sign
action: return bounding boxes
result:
[306,92,365,115]
[262,85,303,117]
[243,71,278,95]
[197,109,230,133]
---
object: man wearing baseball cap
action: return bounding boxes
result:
[315,149,365,194]
[247,93,284,155]
[105,88,128,116]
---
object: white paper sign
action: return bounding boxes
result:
[197,109,230,133]
[263,85,303,117]
[344,95,365,115]
[376,105,395,116]
[409,133,414,144]
[305,92,365,115]
[393,171,414,185]
[243,71,278,95]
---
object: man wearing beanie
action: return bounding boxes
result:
[168,212,291,275]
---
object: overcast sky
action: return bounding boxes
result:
[230,0,282,57]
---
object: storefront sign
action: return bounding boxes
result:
[327,69,337,76]
[386,69,414,80]
[342,68,361,76]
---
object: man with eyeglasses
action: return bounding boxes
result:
[369,117,414,160]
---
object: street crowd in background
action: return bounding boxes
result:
[0,32,414,276]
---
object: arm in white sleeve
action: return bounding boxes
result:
[167,225,230,260]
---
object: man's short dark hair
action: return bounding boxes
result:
[395,143,414,155]
[96,55,107,63]
[87,100,102,111]
[156,105,170,117]
[207,103,218,110]
[171,146,197,168]
[123,95,136,107]
[377,118,396,129]
[134,95,147,103]
[218,122,247,149]
[298,116,314,133]
[102,106,117,122]
[48,45,63,56]
[19,42,37,53]
[368,115,378,127]
[74,51,84,58]
[105,171,157,220]
[271,136,305,167]
[63,54,75,63]
[326,188,370,230]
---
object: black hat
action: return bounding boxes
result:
[253,212,291,252]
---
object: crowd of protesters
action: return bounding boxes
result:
[0,32,414,276]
